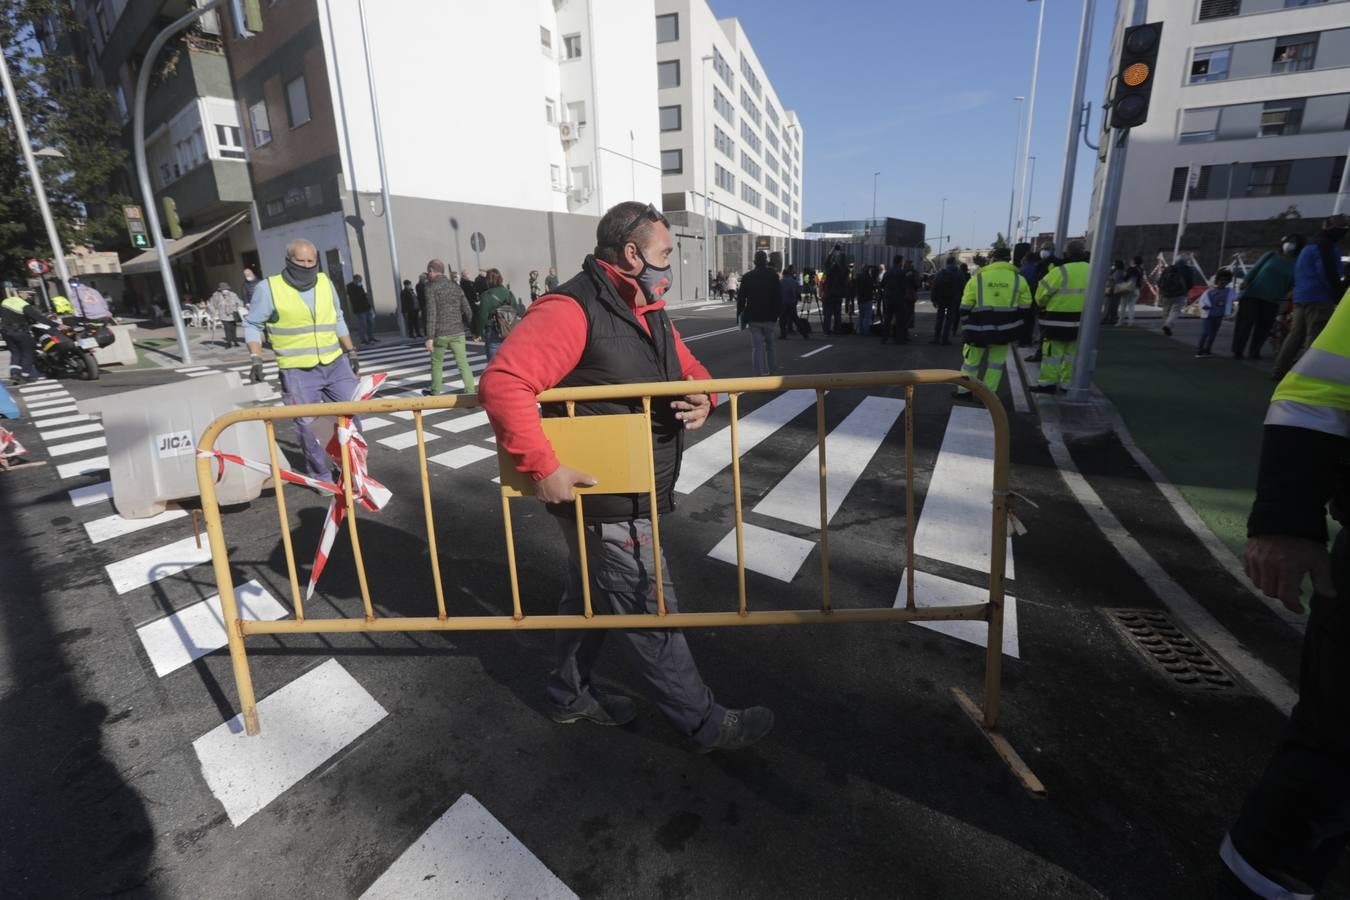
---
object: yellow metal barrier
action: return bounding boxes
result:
[194,370,1042,796]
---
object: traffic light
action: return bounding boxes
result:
[1109,22,1163,130]
[162,196,183,240]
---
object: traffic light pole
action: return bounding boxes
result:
[134,0,226,366]
[1067,0,1146,404]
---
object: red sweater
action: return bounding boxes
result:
[478,258,713,480]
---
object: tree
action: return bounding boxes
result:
[1,1,129,282]
[991,232,1009,253]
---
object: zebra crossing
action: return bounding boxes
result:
[13,338,1027,893]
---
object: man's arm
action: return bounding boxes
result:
[424,283,439,338]
[243,280,274,356]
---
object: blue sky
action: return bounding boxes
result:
[712,0,1121,249]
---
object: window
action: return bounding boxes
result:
[712,47,733,89]
[1198,0,1241,20]
[540,26,551,54]
[766,103,779,126]
[661,149,683,174]
[715,163,734,192]
[1169,165,1213,201]
[265,197,285,217]
[285,76,310,127]
[249,100,271,146]
[740,88,761,126]
[655,13,678,43]
[87,13,103,54]
[659,105,681,132]
[764,152,778,175]
[158,162,171,188]
[563,33,582,60]
[95,1,111,39]
[714,126,733,158]
[304,184,324,208]
[766,200,778,220]
[545,98,556,124]
[740,150,760,182]
[713,87,734,124]
[739,54,761,98]
[1190,46,1231,84]
[1248,161,1292,196]
[741,183,761,208]
[781,209,791,226]
[1287,0,1330,6]
[1332,156,1347,193]
[740,121,761,154]
[571,165,592,195]
[1260,101,1304,137]
[657,60,680,89]
[765,127,778,151]
[551,164,562,189]
[215,124,246,159]
[567,101,586,127]
[782,187,791,204]
[1272,34,1317,74]
[765,175,778,197]
[1180,127,1217,143]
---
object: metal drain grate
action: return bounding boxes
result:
[1107,609,1240,693]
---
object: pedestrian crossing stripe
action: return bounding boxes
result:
[897,569,1020,659]
[707,522,816,583]
[137,579,288,677]
[675,389,817,494]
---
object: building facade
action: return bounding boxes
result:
[221,0,674,318]
[654,0,805,279]
[1102,0,1350,270]
[75,0,260,305]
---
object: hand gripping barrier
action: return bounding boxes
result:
[194,370,1044,797]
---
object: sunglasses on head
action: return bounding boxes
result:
[618,203,669,244]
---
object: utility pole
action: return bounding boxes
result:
[871,171,880,225]
[322,0,374,298]
[0,48,74,305]
[1021,156,1037,243]
[1068,0,1146,403]
[357,0,404,337]
[701,54,713,299]
[938,196,948,260]
[1216,162,1237,272]
[1052,0,1096,255]
[1006,97,1025,244]
[1173,162,1196,260]
[1015,0,1047,246]
[134,0,228,366]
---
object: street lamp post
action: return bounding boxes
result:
[938,196,948,260]
[701,54,713,299]
[871,170,880,225]
[1052,0,1096,255]
[1015,0,1047,248]
[1006,96,1025,244]
[1021,155,1037,243]
[0,46,74,305]
[357,0,405,337]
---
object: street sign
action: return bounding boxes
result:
[469,231,486,253]
[123,205,150,249]
[23,257,50,276]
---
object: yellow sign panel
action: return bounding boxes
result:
[497,413,654,498]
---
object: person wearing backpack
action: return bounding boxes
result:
[1157,253,1197,336]
[474,268,526,361]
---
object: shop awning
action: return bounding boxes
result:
[119,209,250,276]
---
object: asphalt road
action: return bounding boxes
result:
[0,299,1338,898]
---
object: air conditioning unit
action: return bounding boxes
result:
[559,121,577,142]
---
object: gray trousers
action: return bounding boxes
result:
[277,354,359,479]
[548,517,725,747]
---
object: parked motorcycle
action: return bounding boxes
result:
[32,317,104,380]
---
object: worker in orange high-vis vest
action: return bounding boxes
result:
[242,238,362,481]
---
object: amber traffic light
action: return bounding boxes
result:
[1110,22,1163,129]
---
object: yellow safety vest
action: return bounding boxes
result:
[2,296,30,315]
[51,295,73,314]
[1267,286,1350,437]
[1036,261,1090,341]
[266,272,343,369]
[959,261,1032,346]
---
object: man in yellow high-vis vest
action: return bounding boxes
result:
[954,245,1032,400]
[1221,287,1350,898]
[1030,241,1090,393]
[243,239,361,480]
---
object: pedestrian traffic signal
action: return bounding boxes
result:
[1109,22,1163,130]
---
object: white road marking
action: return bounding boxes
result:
[801,344,833,359]
[193,659,387,826]
[359,416,396,431]
[676,390,818,494]
[434,410,489,433]
[84,507,188,544]
[29,404,78,419]
[38,422,103,441]
[913,405,1015,579]
[428,445,496,469]
[377,430,441,451]
[707,522,817,583]
[753,396,905,528]
[1041,415,1297,714]
[57,456,109,479]
[896,569,1020,658]
[46,436,107,457]
[68,480,113,507]
[682,324,741,343]
[186,369,221,377]
[104,533,212,595]
[24,396,76,409]
[360,794,576,900]
[178,366,211,373]
[137,580,288,677]
[17,382,63,393]
[1004,342,1030,414]
[34,412,92,428]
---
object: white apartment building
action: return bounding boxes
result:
[225,0,667,313]
[1103,0,1350,267]
[653,0,805,275]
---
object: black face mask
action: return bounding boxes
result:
[283,259,318,291]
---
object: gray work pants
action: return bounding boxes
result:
[547,517,725,748]
[277,354,359,479]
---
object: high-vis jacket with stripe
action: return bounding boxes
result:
[959,261,1032,347]
[1267,286,1350,439]
[266,273,343,370]
[1035,261,1090,342]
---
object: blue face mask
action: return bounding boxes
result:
[632,246,671,302]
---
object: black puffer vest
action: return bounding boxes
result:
[544,256,685,523]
